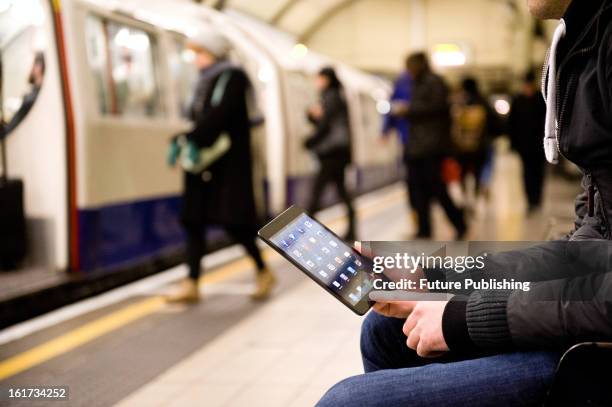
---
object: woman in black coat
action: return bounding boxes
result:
[168,31,275,303]
[305,67,356,241]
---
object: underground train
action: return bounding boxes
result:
[0,0,399,276]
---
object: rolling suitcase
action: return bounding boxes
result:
[0,127,26,270]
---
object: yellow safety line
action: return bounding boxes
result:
[0,187,405,381]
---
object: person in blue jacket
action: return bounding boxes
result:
[381,60,418,232]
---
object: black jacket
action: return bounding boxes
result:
[305,87,352,161]
[403,71,452,159]
[508,93,546,158]
[181,62,260,228]
[443,0,612,352]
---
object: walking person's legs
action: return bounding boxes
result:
[404,153,420,230]
[408,159,433,238]
[308,161,332,215]
[167,222,204,303]
[428,158,467,239]
[523,155,545,211]
[331,161,356,240]
[226,225,277,300]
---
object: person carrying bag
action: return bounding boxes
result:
[166,28,275,303]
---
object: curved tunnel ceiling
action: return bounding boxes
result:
[201,0,359,40]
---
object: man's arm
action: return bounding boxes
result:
[443,270,612,351]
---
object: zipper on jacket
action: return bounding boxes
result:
[586,172,595,217]
[584,171,611,238]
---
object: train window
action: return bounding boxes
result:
[0,0,47,136]
[168,37,198,118]
[85,15,163,118]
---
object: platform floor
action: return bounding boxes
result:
[0,149,580,407]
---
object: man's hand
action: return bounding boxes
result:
[308,104,323,120]
[403,301,449,358]
[390,101,410,116]
[372,300,416,319]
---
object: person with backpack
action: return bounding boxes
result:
[167,28,275,303]
[452,77,498,199]
[305,67,356,241]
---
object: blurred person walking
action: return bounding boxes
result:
[381,59,419,230]
[305,67,356,241]
[168,29,275,303]
[395,53,466,239]
[508,72,547,212]
[452,77,499,203]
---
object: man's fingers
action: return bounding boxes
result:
[406,328,420,350]
[420,350,446,359]
[402,308,418,335]
[416,339,429,357]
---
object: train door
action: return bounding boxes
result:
[70,9,186,272]
[1,0,69,271]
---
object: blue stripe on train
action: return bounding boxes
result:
[78,196,184,272]
[77,163,402,273]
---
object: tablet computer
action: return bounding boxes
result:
[258,206,379,315]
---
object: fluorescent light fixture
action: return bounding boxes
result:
[432,43,467,67]
[494,99,511,115]
[290,43,308,60]
[376,100,391,115]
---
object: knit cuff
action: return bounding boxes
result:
[466,290,514,349]
[442,295,477,352]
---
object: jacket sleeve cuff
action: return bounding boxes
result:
[442,295,477,352]
[466,290,514,349]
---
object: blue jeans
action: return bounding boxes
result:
[317,312,560,407]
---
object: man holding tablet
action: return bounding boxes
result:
[316,0,612,405]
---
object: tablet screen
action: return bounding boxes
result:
[269,213,374,307]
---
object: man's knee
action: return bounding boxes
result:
[316,376,360,407]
